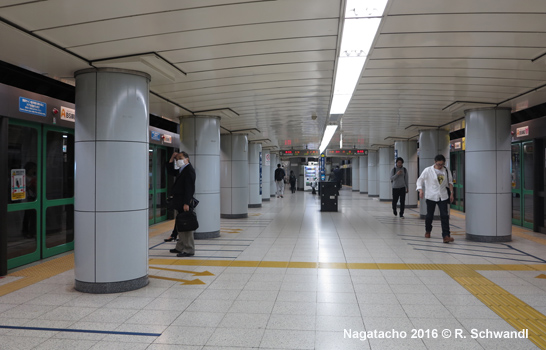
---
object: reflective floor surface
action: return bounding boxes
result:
[1,186,546,349]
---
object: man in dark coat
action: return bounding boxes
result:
[166,151,196,257]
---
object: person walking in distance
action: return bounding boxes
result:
[416,154,454,243]
[166,151,197,256]
[390,157,409,218]
[289,170,297,194]
[274,164,286,198]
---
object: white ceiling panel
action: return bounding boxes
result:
[376,32,546,50]
[2,0,546,150]
[163,36,338,64]
[0,0,263,29]
[176,50,335,73]
[389,0,546,14]
[71,19,340,60]
[32,1,340,47]
[0,21,89,78]
[382,14,546,34]
[179,62,336,83]
[362,68,546,82]
[359,76,538,89]
[365,58,546,72]
[370,47,541,61]
[152,70,333,93]
[162,79,331,100]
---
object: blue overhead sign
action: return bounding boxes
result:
[150,130,161,141]
[19,97,47,117]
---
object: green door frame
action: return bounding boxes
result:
[41,125,75,258]
[149,144,168,225]
[450,151,464,212]
[7,119,42,269]
[512,141,534,229]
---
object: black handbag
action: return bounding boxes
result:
[176,210,199,231]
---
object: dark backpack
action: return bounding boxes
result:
[275,168,285,181]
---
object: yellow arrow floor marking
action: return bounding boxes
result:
[149,275,205,285]
[536,274,546,279]
[150,266,214,276]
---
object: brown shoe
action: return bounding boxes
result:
[425,232,431,238]
[443,236,454,243]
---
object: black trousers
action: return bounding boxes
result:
[392,187,406,216]
[425,199,450,237]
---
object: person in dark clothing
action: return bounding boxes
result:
[165,151,197,257]
[274,164,286,198]
[289,170,297,193]
[390,157,409,218]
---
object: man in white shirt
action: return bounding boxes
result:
[416,154,454,243]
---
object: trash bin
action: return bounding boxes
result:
[320,181,338,212]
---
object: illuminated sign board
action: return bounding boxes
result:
[280,150,320,156]
[326,149,368,156]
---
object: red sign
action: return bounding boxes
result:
[326,149,368,156]
[280,150,319,156]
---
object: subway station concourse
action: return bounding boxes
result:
[2,1,546,349]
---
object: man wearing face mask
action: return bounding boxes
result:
[165,151,196,257]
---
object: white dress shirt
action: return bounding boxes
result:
[416,165,453,201]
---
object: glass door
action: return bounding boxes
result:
[42,125,74,258]
[6,120,74,269]
[148,145,168,225]
[512,141,534,228]
[450,151,465,211]
[7,120,41,268]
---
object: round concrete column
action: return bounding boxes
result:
[367,151,378,197]
[248,143,262,208]
[262,150,271,201]
[395,140,418,208]
[465,107,512,242]
[269,153,281,198]
[270,153,277,198]
[220,134,249,218]
[180,115,221,238]
[74,68,150,293]
[379,147,394,201]
[352,157,360,192]
[418,129,450,218]
[359,155,368,194]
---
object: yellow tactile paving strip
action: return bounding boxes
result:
[0,254,74,297]
[2,218,546,348]
[149,221,176,238]
[3,255,546,348]
[441,264,546,349]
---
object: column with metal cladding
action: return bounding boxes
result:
[270,153,277,197]
[378,146,394,201]
[418,129,450,218]
[352,157,359,192]
[359,154,368,194]
[220,134,248,218]
[262,150,271,201]
[179,115,221,238]
[367,150,378,197]
[248,143,262,208]
[395,140,418,208]
[465,107,512,242]
[74,68,150,293]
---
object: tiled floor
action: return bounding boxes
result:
[1,186,546,349]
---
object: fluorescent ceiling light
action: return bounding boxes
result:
[340,133,343,149]
[329,0,387,115]
[319,125,338,154]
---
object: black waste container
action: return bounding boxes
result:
[320,181,338,212]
